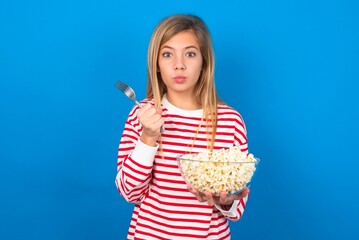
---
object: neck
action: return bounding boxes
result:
[166,92,201,110]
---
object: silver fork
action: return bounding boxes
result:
[115,80,165,132]
[115,81,142,108]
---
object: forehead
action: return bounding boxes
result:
[161,30,200,49]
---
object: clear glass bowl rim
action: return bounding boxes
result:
[177,154,260,164]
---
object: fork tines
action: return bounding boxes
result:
[115,81,128,92]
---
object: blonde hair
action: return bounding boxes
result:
[146,14,219,150]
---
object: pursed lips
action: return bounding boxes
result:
[174,76,186,83]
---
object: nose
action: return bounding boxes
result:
[174,56,186,70]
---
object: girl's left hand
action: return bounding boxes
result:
[188,187,250,207]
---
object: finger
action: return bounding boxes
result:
[232,187,250,201]
[219,192,230,204]
[137,103,152,118]
[143,103,152,110]
[193,189,205,202]
[204,192,214,206]
[149,113,162,123]
[139,108,158,125]
[239,187,250,198]
[156,108,163,114]
[145,106,157,117]
[217,193,232,205]
[152,118,165,130]
[189,187,206,202]
[188,187,200,198]
[142,115,163,133]
[141,116,158,129]
[198,194,207,203]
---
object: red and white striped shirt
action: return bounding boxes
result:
[116,95,249,240]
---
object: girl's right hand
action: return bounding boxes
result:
[137,103,164,146]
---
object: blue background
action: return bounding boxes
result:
[1,0,358,239]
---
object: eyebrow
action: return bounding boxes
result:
[161,45,199,50]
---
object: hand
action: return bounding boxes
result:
[188,187,250,207]
[137,103,164,146]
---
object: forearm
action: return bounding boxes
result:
[116,139,158,203]
[215,195,248,221]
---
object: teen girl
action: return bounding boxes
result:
[116,14,250,240]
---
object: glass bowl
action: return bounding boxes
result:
[177,151,259,196]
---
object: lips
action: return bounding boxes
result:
[174,76,186,84]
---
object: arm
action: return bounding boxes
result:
[186,108,251,221]
[214,112,249,221]
[115,103,164,203]
[115,106,159,203]
[213,191,249,222]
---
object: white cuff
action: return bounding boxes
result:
[215,200,240,217]
[130,139,159,166]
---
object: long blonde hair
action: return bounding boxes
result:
[146,14,219,150]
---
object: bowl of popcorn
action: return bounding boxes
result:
[177,146,259,196]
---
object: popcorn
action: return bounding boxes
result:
[178,146,258,195]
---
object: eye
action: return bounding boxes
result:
[162,52,172,58]
[186,52,196,57]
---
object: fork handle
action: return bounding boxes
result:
[135,101,142,108]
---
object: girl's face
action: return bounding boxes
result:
[158,30,203,98]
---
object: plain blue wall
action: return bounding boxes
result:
[1,0,358,239]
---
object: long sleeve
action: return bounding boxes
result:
[115,105,158,203]
[214,110,249,221]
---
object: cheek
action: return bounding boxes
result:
[158,67,170,82]
[158,60,169,73]
[195,61,203,75]
[197,58,203,71]
[159,65,169,77]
